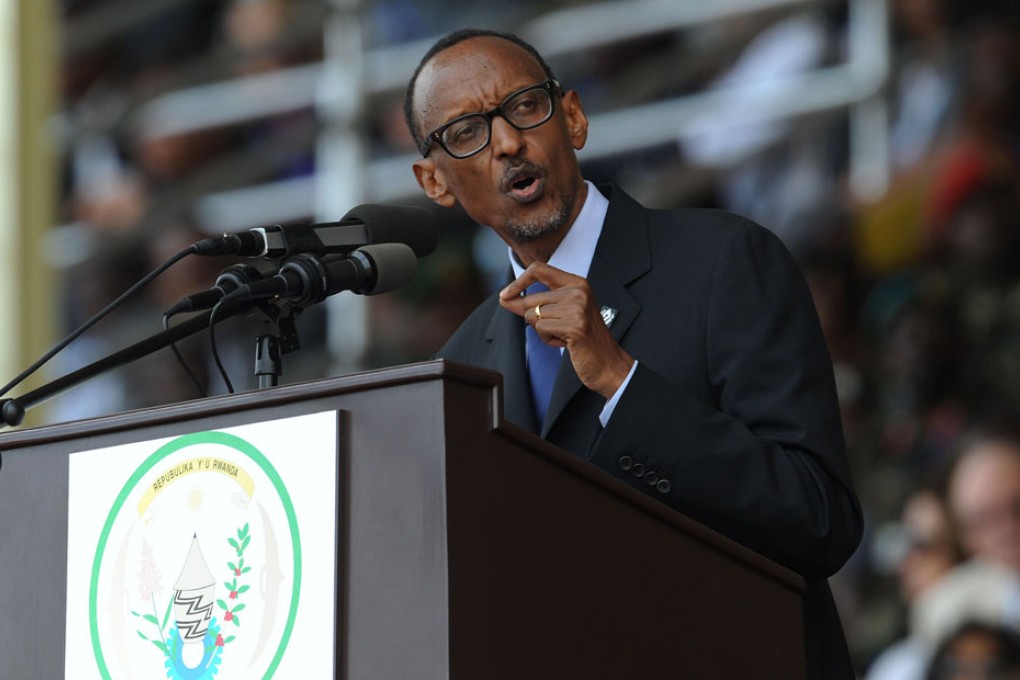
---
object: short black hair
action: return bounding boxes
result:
[403,28,557,154]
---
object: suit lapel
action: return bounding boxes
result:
[540,187,652,438]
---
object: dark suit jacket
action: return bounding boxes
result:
[437,185,863,678]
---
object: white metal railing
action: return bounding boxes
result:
[72,0,888,232]
[134,63,323,140]
[135,0,842,137]
[187,0,889,231]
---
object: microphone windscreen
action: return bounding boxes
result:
[342,204,439,257]
[357,243,419,295]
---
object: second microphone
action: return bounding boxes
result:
[219,243,419,308]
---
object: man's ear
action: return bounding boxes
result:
[413,159,457,208]
[562,90,589,151]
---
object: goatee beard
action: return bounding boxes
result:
[503,193,573,241]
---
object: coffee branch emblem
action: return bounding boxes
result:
[215,522,252,646]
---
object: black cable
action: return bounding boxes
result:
[162,312,206,398]
[0,245,199,400]
[208,298,234,394]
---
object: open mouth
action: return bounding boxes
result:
[513,176,535,191]
[503,166,545,203]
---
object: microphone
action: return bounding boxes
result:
[193,204,438,259]
[220,243,418,308]
[165,260,279,316]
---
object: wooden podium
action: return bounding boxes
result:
[0,360,805,679]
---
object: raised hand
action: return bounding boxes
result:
[499,261,634,399]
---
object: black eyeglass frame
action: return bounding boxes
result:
[420,78,563,158]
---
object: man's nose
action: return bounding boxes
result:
[490,115,526,157]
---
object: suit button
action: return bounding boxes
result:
[643,471,659,486]
[656,479,672,495]
[631,462,645,477]
[617,455,633,471]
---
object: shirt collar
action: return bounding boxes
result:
[509,180,609,280]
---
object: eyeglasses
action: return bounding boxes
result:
[421,78,562,159]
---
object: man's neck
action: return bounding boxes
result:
[511,238,563,268]
[509,181,589,267]
[508,180,609,283]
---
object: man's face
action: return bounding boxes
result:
[411,37,589,250]
[950,441,1020,573]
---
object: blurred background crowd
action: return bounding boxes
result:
[27,0,1020,675]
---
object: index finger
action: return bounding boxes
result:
[499,261,578,300]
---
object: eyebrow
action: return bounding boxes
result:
[431,79,540,128]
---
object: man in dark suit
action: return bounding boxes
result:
[405,28,863,678]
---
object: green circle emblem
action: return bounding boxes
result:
[88,431,302,679]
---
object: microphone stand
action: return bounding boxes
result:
[254,301,302,389]
[0,299,269,429]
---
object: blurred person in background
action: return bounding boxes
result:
[928,180,1020,413]
[925,621,1020,680]
[868,295,963,472]
[949,431,1020,578]
[904,428,1020,651]
[868,480,965,679]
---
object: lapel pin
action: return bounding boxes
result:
[600,306,618,328]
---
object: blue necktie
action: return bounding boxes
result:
[525,282,561,427]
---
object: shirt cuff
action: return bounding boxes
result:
[598,360,638,427]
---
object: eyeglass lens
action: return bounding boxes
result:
[441,85,554,158]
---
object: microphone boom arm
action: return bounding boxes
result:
[0,302,256,428]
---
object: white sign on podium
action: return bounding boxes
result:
[65,411,339,679]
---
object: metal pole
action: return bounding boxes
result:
[317,0,368,374]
